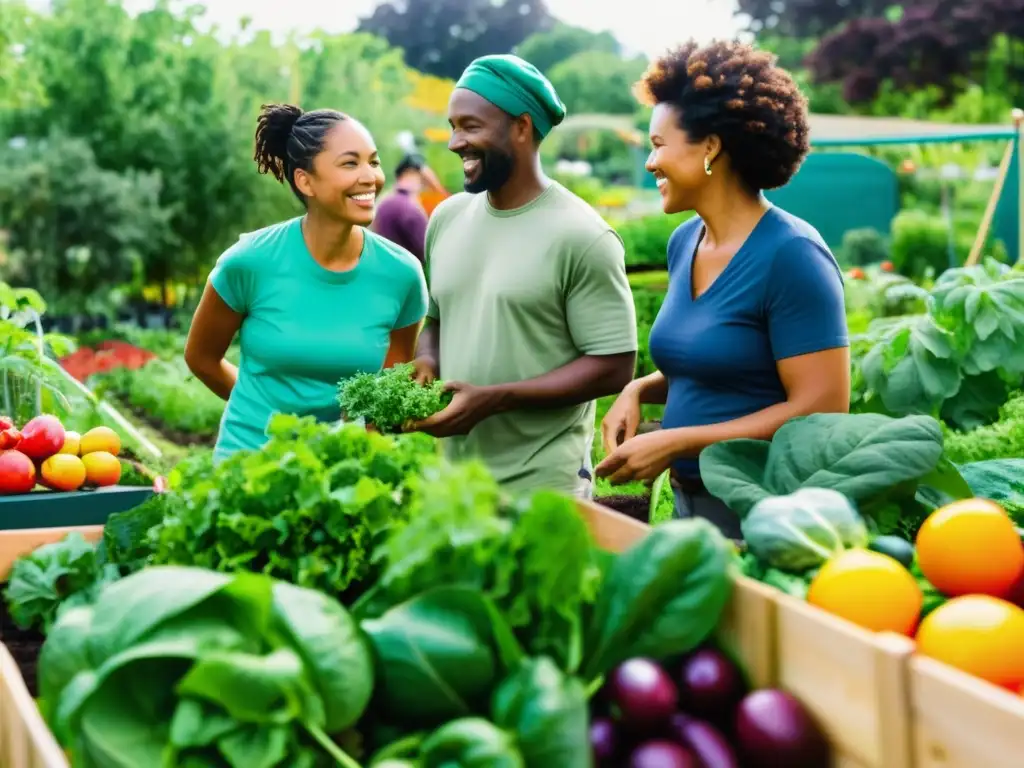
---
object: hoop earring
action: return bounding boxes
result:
[704,156,713,176]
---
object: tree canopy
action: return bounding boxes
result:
[739,0,1024,104]
[0,0,443,312]
[357,0,554,80]
[515,23,620,73]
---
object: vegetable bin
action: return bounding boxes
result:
[0,486,154,532]
[4,500,1024,767]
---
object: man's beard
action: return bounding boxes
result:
[464,148,515,194]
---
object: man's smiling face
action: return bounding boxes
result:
[447,88,516,194]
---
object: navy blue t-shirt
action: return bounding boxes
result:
[648,206,848,479]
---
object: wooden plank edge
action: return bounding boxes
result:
[0,644,68,768]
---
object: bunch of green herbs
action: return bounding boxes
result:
[338,363,452,433]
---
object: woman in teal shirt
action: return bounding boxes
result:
[185,103,428,462]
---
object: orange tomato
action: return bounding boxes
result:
[916,595,1024,689]
[916,498,1024,598]
[807,549,923,635]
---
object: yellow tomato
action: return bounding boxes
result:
[807,549,923,635]
[917,596,1024,689]
[916,498,1024,598]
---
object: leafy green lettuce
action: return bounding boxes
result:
[141,414,440,598]
[3,532,120,633]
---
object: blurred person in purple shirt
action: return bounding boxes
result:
[372,154,433,262]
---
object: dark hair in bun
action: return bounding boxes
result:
[254,103,348,202]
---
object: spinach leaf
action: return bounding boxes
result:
[916,457,973,505]
[217,724,290,768]
[73,676,169,768]
[420,718,524,768]
[699,413,944,518]
[362,586,522,727]
[175,647,315,723]
[39,565,372,767]
[271,580,374,732]
[696,439,772,518]
[169,698,236,748]
[366,466,600,671]
[581,519,733,682]
[83,566,234,660]
[491,657,590,768]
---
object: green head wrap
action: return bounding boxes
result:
[455,54,567,139]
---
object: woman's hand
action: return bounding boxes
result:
[601,385,642,456]
[595,429,682,485]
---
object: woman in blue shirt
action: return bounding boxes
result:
[596,41,850,538]
[184,104,428,462]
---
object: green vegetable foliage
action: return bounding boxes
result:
[338,363,453,433]
[580,518,733,681]
[699,412,962,537]
[852,260,1024,430]
[958,458,1024,525]
[741,487,868,573]
[358,462,602,672]
[141,414,439,599]
[3,532,120,633]
[39,566,372,767]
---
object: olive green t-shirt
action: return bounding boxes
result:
[425,182,638,494]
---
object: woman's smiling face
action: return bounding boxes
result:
[645,103,711,215]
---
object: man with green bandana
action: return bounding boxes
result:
[409,54,638,497]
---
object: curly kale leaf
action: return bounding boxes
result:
[146,415,439,599]
[338,363,452,432]
[103,493,172,574]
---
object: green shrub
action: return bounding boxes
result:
[632,286,667,377]
[839,228,889,267]
[616,212,692,267]
[890,209,952,280]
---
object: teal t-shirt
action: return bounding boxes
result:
[208,217,428,461]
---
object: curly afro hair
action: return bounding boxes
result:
[635,40,811,192]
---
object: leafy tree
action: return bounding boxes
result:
[299,32,421,179]
[739,0,1024,104]
[0,0,456,306]
[358,0,554,79]
[735,0,890,38]
[515,23,619,73]
[548,51,647,115]
[0,1,44,113]
[0,134,172,310]
[7,0,259,285]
